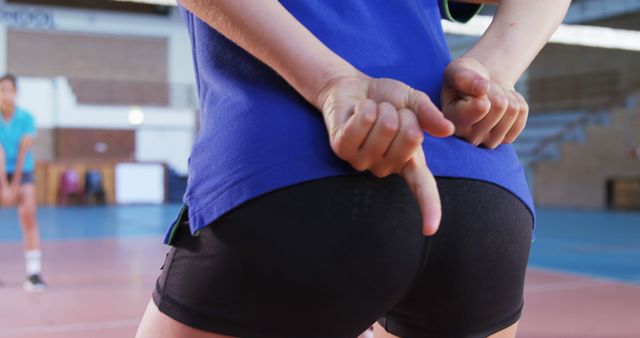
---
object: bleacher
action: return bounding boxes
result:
[514,110,609,166]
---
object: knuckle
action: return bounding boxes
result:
[492,96,508,111]
[485,143,498,149]
[505,107,519,119]
[372,167,392,178]
[381,118,399,135]
[454,71,466,89]
[418,90,431,103]
[483,135,501,149]
[350,159,369,172]
[334,145,357,163]
[403,128,423,145]
[474,98,491,114]
[331,139,347,156]
[470,135,484,146]
[508,101,520,113]
[362,109,377,124]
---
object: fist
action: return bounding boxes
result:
[441,57,529,149]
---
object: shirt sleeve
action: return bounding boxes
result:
[439,0,484,23]
[23,114,37,137]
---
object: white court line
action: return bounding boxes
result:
[0,319,138,337]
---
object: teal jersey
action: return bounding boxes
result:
[0,107,37,173]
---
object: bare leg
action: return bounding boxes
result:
[373,323,395,338]
[358,326,375,338]
[136,300,235,338]
[373,321,519,338]
[17,184,40,251]
[488,321,519,338]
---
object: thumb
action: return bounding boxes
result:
[444,64,490,97]
[408,90,455,138]
[401,148,442,236]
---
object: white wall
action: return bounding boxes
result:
[16,77,195,175]
[115,162,166,204]
[136,129,193,175]
[0,26,5,75]
[15,77,56,128]
[167,10,197,86]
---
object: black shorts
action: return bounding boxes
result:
[153,174,532,338]
[6,172,35,185]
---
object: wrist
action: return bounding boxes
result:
[311,65,364,111]
[462,50,517,90]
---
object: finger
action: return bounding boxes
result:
[484,91,521,149]
[468,85,508,146]
[367,78,453,137]
[381,108,424,175]
[444,66,490,97]
[504,92,529,144]
[357,102,399,173]
[443,95,491,130]
[406,89,454,138]
[401,148,442,236]
[331,99,377,161]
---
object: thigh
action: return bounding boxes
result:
[137,300,232,338]
[18,183,37,210]
[153,173,428,338]
[380,178,533,338]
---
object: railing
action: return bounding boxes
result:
[527,111,606,163]
[517,70,640,165]
[67,78,198,109]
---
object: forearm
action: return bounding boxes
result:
[0,146,7,188]
[464,0,570,87]
[12,138,33,184]
[178,0,360,109]
[12,153,25,184]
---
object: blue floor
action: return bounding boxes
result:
[0,204,181,242]
[529,208,640,284]
[1,204,639,284]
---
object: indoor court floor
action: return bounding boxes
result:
[1,205,639,338]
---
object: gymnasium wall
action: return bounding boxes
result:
[533,101,640,208]
[0,0,195,85]
[0,2,198,177]
[529,44,640,110]
[7,29,168,82]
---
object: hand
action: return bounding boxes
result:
[316,75,455,235]
[441,57,529,149]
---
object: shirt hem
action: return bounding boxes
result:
[183,161,536,236]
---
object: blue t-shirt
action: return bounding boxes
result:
[175,0,534,238]
[0,107,37,174]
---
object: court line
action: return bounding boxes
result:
[0,319,138,337]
